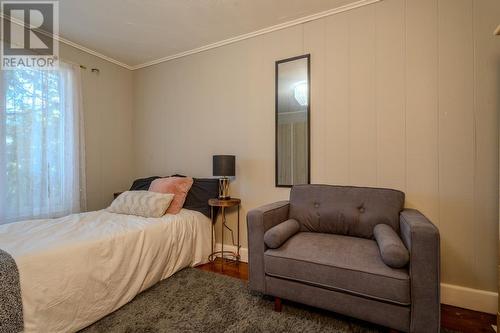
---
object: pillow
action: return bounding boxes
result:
[149,177,194,214]
[129,176,161,191]
[264,219,300,249]
[373,224,409,268]
[130,175,219,217]
[108,191,174,218]
[184,178,219,217]
[171,175,219,217]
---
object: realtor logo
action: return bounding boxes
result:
[1,1,59,70]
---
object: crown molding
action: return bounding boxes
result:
[55,34,133,70]
[1,0,380,71]
[0,12,133,70]
[131,0,381,70]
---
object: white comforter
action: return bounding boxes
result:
[0,209,211,333]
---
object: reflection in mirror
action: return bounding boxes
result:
[275,54,310,187]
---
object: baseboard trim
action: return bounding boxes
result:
[441,283,498,314]
[217,245,497,314]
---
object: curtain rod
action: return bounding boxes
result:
[62,59,100,73]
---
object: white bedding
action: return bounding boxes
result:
[0,208,211,333]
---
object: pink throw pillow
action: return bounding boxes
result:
[149,177,194,214]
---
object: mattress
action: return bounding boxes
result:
[0,208,211,333]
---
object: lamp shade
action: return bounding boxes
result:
[213,155,235,177]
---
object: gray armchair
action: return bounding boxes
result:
[247,184,440,333]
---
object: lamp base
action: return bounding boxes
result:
[218,177,230,200]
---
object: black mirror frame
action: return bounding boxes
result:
[275,54,311,188]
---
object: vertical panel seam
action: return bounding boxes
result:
[374,3,379,187]
[302,23,305,53]
[403,0,408,193]
[348,12,352,184]
[436,0,441,231]
[471,0,478,288]
[322,18,327,183]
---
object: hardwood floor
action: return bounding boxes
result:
[196,257,248,280]
[196,259,496,333]
[441,306,497,333]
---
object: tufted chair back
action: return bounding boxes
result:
[289,185,405,239]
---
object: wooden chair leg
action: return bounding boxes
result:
[274,297,282,312]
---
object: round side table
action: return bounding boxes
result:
[208,198,241,263]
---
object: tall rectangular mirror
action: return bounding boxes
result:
[275,54,310,187]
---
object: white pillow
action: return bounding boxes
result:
[108,191,174,218]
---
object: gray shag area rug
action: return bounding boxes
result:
[81,268,457,333]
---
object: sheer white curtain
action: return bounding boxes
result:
[0,61,86,224]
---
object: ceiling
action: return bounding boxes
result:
[52,0,358,68]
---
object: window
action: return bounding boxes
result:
[0,62,86,224]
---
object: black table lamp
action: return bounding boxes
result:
[213,155,235,200]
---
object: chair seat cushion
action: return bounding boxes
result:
[264,232,410,305]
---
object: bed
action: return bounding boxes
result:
[0,207,212,332]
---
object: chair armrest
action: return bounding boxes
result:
[400,209,440,333]
[247,201,290,293]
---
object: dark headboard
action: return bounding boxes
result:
[129,175,218,218]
